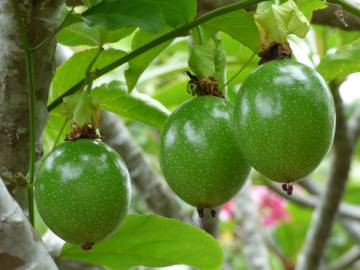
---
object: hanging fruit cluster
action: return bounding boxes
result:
[160,0,335,214]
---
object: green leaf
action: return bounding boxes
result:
[255,0,310,49]
[92,81,170,128]
[50,48,126,104]
[57,21,135,46]
[274,205,312,260]
[202,10,259,52]
[152,80,190,109]
[188,36,226,90]
[82,0,166,33]
[296,0,326,20]
[153,0,197,27]
[125,29,173,91]
[61,214,223,270]
[317,37,360,80]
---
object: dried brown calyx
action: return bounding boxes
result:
[258,42,292,65]
[185,71,224,98]
[65,123,102,141]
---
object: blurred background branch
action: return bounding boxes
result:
[100,111,191,222]
[295,82,354,270]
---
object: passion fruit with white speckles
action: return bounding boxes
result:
[35,139,130,249]
[234,60,336,183]
[160,96,251,214]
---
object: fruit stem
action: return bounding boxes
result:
[225,51,257,86]
[85,45,104,92]
[47,0,267,112]
[11,0,36,226]
[52,118,70,150]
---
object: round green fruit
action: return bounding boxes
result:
[234,60,336,182]
[35,139,130,247]
[160,96,250,209]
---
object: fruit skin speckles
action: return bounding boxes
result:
[234,60,336,182]
[160,96,250,209]
[35,139,130,246]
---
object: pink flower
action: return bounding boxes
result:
[251,185,290,227]
[220,200,235,221]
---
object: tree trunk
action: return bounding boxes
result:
[0,1,63,268]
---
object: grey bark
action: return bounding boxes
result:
[234,181,270,270]
[194,208,219,237]
[0,179,58,270]
[0,0,63,269]
[100,111,190,222]
[295,83,353,270]
[0,0,63,205]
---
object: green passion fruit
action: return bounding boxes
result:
[234,60,336,183]
[35,139,130,249]
[160,96,250,213]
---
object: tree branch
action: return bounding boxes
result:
[234,180,270,270]
[100,111,190,221]
[265,181,360,222]
[328,246,360,270]
[0,179,58,270]
[295,82,353,270]
[194,209,219,237]
[349,104,360,144]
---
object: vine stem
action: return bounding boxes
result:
[47,0,265,112]
[46,0,360,112]
[85,45,104,92]
[11,0,36,226]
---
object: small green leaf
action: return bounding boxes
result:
[153,0,197,27]
[188,36,226,90]
[152,80,190,109]
[92,81,170,128]
[50,48,126,104]
[255,0,310,49]
[296,0,326,20]
[317,37,360,80]
[202,10,259,52]
[72,91,94,126]
[125,29,173,92]
[82,0,166,33]
[61,214,223,270]
[57,21,135,46]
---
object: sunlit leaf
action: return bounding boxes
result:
[61,214,223,270]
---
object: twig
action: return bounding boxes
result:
[348,104,360,144]
[328,0,360,18]
[195,208,219,237]
[328,246,360,270]
[265,180,360,222]
[295,82,353,270]
[225,52,257,86]
[11,0,36,226]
